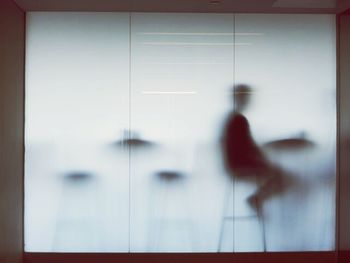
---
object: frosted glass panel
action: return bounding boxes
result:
[25,12,336,252]
[25,12,130,252]
[129,13,234,252]
[234,14,336,251]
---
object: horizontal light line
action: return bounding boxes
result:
[236,33,263,36]
[138,56,230,60]
[139,42,251,46]
[142,91,197,95]
[138,62,232,65]
[137,32,263,36]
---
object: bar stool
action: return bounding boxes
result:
[217,173,266,252]
[53,172,100,251]
[147,170,195,252]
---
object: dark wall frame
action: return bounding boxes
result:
[0,0,25,262]
[23,252,338,263]
[338,8,350,263]
[0,2,346,263]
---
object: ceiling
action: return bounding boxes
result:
[13,0,350,13]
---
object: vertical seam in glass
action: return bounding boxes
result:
[128,12,132,253]
[22,10,27,255]
[232,12,235,253]
[335,13,340,254]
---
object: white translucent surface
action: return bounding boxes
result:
[235,14,336,251]
[25,12,130,252]
[25,12,336,252]
[129,13,234,252]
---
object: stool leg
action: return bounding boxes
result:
[217,180,234,252]
[254,176,267,252]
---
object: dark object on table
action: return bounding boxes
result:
[155,170,185,182]
[115,138,153,147]
[263,138,315,151]
[64,172,93,183]
[113,130,154,148]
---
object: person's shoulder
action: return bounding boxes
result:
[233,112,248,122]
[226,113,249,130]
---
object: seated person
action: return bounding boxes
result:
[221,84,285,209]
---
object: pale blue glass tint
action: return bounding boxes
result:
[129,13,234,252]
[25,12,336,252]
[234,14,336,251]
[25,12,130,252]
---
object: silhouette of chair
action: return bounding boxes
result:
[148,170,195,252]
[217,171,267,252]
[54,172,100,251]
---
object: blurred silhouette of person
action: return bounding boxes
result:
[221,84,286,209]
[222,85,268,177]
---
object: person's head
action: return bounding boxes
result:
[233,84,252,112]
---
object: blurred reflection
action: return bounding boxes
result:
[222,85,268,176]
[54,171,100,251]
[220,83,332,252]
[148,170,194,252]
[156,170,185,182]
[221,84,286,208]
[25,12,336,252]
[25,12,131,252]
[264,137,315,151]
[220,84,302,251]
[64,171,94,184]
[114,130,154,148]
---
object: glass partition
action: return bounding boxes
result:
[234,14,336,251]
[129,13,234,252]
[25,12,336,252]
[25,12,130,252]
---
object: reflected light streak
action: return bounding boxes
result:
[137,32,263,36]
[142,91,197,95]
[139,42,252,46]
[139,62,232,65]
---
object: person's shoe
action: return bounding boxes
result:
[247,194,259,211]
